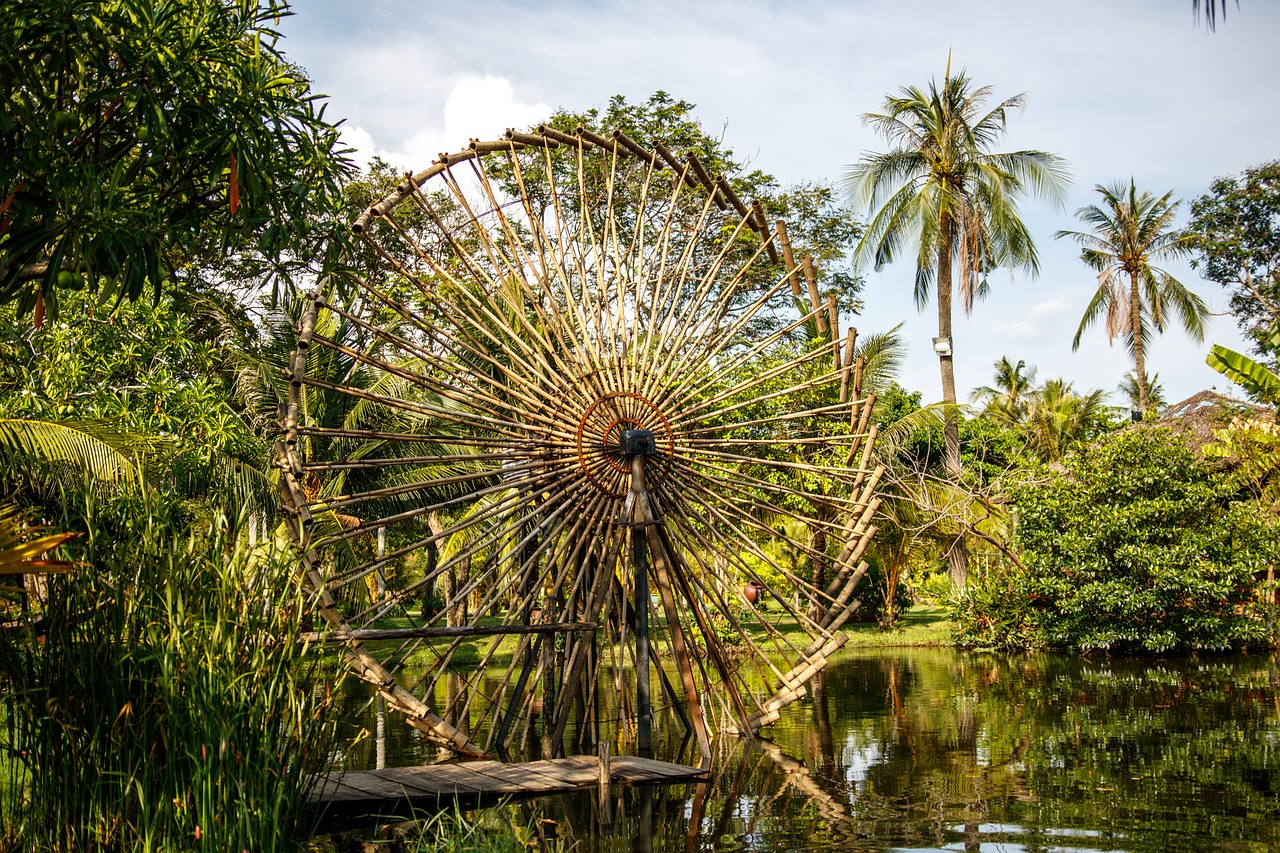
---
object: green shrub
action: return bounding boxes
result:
[0,501,336,851]
[953,427,1279,652]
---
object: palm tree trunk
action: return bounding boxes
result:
[1131,271,1150,414]
[937,219,968,589]
[807,522,829,623]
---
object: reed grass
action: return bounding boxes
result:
[0,497,336,851]
[388,803,569,853]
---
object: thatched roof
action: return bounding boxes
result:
[1154,390,1274,448]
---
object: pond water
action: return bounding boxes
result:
[328,648,1280,852]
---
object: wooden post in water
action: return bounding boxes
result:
[630,453,653,753]
[597,739,612,825]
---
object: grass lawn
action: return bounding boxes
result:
[839,603,955,647]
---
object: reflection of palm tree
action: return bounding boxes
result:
[1056,180,1209,415]
[971,356,1037,424]
[845,62,1067,586]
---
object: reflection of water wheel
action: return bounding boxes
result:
[276,125,884,759]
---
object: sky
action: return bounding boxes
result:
[276,0,1279,409]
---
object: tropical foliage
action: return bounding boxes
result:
[1056,179,1209,414]
[0,504,336,851]
[953,428,1279,652]
[0,0,355,321]
[1189,160,1280,362]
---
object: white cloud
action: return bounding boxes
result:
[990,300,1071,342]
[338,124,378,171]
[342,75,552,172]
[1029,300,1069,321]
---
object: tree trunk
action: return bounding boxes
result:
[936,218,968,590]
[807,523,829,623]
[1131,271,1150,415]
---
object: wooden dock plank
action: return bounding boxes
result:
[434,762,574,795]
[311,754,708,812]
[612,755,709,780]
[369,766,489,796]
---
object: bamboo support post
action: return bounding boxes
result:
[597,740,612,824]
[750,199,778,263]
[685,153,725,209]
[644,513,712,757]
[775,220,802,296]
[630,456,654,752]
[827,293,841,368]
[801,255,827,335]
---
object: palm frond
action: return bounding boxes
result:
[0,418,142,485]
[0,503,80,575]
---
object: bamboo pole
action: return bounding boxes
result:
[801,255,827,336]
[775,220,802,296]
[827,293,841,368]
[684,153,725,209]
[299,622,595,644]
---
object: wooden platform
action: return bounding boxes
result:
[313,755,708,814]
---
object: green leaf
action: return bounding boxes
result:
[1206,344,1280,403]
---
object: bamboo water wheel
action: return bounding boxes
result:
[276,124,885,760]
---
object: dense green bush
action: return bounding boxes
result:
[953,427,1279,652]
[0,500,335,851]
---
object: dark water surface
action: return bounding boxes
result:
[331,649,1280,852]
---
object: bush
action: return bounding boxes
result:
[953,427,1279,652]
[0,500,336,851]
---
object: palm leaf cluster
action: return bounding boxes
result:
[1057,179,1209,414]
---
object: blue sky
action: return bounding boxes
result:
[276,0,1279,408]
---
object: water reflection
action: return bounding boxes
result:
[329,649,1280,852]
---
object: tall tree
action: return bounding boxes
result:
[843,62,1067,587]
[1189,160,1280,365]
[0,0,354,321]
[1057,179,1209,414]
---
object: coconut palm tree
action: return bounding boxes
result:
[1024,378,1111,463]
[844,61,1067,586]
[1118,370,1166,415]
[1056,180,1210,415]
[971,356,1038,424]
